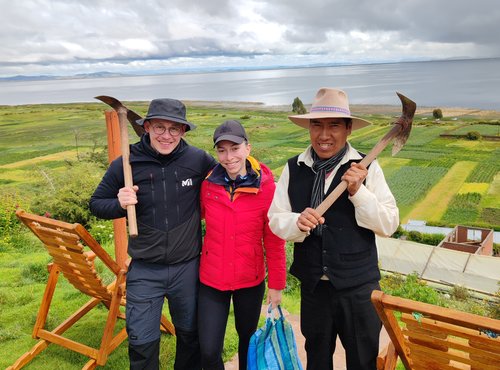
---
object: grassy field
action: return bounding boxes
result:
[0,101,499,369]
[403,161,477,223]
[1,102,499,226]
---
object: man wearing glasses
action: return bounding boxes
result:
[90,98,216,370]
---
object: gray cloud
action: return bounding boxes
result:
[272,0,500,46]
[0,0,498,77]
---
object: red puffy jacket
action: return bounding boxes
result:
[200,158,286,291]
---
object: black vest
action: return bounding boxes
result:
[287,155,380,292]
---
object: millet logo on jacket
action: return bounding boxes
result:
[181,178,193,187]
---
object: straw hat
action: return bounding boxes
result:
[289,88,372,130]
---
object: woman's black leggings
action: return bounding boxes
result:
[198,281,265,370]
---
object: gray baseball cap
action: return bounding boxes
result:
[213,120,248,146]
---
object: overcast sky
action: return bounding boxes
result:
[1,0,499,77]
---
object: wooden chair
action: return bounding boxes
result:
[371,290,500,370]
[9,210,175,370]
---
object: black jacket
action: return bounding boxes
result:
[90,134,216,264]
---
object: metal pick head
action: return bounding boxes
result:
[392,92,416,156]
[95,95,145,137]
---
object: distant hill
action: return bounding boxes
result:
[0,71,131,82]
[2,57,491,83]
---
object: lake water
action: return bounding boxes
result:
[1,58,500,109]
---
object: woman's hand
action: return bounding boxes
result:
[267,288,283,308]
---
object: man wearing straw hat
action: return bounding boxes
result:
[268,88,399,369]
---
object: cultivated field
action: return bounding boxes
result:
[0,101,498,369]
[1,101,499,228]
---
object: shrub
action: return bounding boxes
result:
[391,225,405,239]
[89,219,115,245]
[432,108,443,119]
[21,262,50,284]
[405,230,444,246]
[465,131,481,140]
[494,243,500,256]
[490,283,500,319]
[292,97,307,114]
[384,272,441,305]
[284,242,300,294]
[451,285,469,301]
[30,162,104,227]
[0,192,28,251]
[380,272,405,293]
[240,115,251,120]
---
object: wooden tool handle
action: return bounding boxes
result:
[118,109,138,237]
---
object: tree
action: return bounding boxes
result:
[465,131,481,140]
[292,97,306,114]
[433,108,443,119]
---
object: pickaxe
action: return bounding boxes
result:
[315,92,416,216]
[95,96,145,137]
[94,95,146,237]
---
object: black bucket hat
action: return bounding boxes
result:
[136,98,196,131]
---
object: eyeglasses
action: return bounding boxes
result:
[150,124,183,137]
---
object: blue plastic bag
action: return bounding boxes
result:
[248,305,303,370]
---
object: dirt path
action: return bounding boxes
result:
[0,150,76,169]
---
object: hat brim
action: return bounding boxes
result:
[289,111,371,130]
[213,134,246,147]
[136,115,196,131]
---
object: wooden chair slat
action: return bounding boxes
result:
[401,314,500,346]
[402,328,500,363]
[36,233,83,252]
[32,224,81,243]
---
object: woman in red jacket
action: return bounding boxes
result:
[198,120,287,370]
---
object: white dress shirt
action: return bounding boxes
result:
[268,142,399,242]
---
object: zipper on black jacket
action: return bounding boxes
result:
[150,173,156,226]
[161,167,168,230]
[174,169,180,219]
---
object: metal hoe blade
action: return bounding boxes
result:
[94,95,145,137]
[392,92,416,155]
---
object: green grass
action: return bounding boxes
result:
[0,102,499,368]
[387,166,448,206]
[1,101,498,227]
[448,123,500,136]
[466,159,500,183]
[403,161,477,223]
[441,192,482,225]
[0,235,180,370]
[1,100,498,221]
